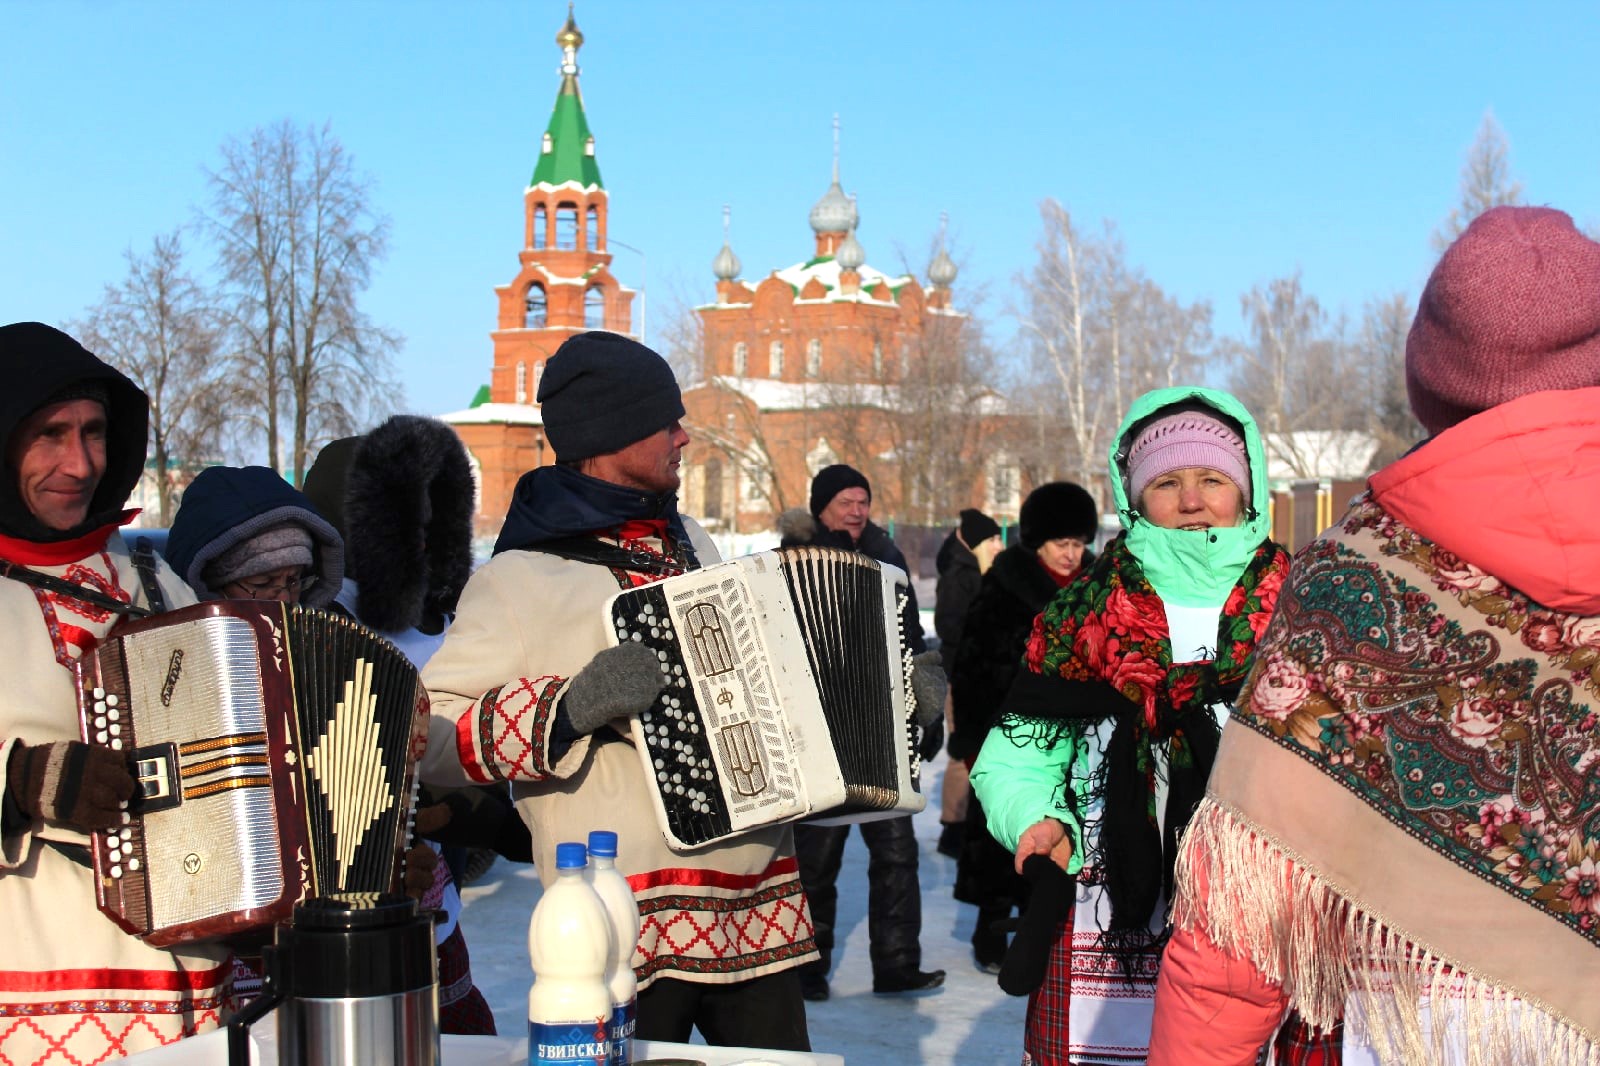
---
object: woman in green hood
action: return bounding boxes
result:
[969,386,1293,1065]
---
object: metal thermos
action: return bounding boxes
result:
[229,893,439,1066]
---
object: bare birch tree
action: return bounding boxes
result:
[203,120,400,483]
[1432,110,1524,251]
[70,231,228,524]
[1356,291,1422,466]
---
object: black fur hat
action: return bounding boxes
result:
[1019,481,1099,550]
[338,416,476,632]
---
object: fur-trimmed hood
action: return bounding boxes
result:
[304,415,475,632]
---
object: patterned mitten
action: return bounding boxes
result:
[6,740,135,832]
[998,853,1075,997]
[561,642,669,735]
[910,651,948,729]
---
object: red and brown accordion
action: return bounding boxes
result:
[74,601,429,946]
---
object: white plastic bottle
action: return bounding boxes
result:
[528,842,613,1066]
[585,830,641,1066]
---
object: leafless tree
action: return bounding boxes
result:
[70,231,228,524]
[202,120,400,484]
[1229,270,1363,477]
[1356,291,1422,466]
[1432,110,1524,251]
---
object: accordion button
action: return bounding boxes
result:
[110,865,123,879]
[95,716,106,729]
[109,844,121,860]
[129,858,142,872]
[106,694,119,707]
[110,739,123,751]
[93,687,106,700]
[654,758,664,769]
[94,702,107,715]
[120,811,131,825]
[108,709,120,722]
[109,724,121,737]
[96,730,109,744]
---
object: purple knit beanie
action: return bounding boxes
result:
[1126,409,1250,503]
[1407,205,1600,436]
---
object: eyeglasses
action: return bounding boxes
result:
[230,572,317,599]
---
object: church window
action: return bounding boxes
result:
[806,339,822,378]
[533,205,547,249]
[585,286,606,329]
[586,205,599,251]
[534,360,545,391]
[732,342,748,376]
[768,340,785,377]
[524,283,547,328]
[515,362,528,403]
[541,132,553,155]
[556,204,579,250]
[584,136,596,158]
[872,340,884,378]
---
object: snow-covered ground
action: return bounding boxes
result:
[455,754,1028,1065]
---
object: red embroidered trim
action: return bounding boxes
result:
[627,855,799,893]
[0,961,233,993]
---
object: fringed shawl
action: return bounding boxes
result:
[1174,494,1600,1065]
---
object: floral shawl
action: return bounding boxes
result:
[997,532,1290,936]
[1174,494,1600,1064]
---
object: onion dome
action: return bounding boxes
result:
[556,5,583,57]
[928,246,957,288]
[837,227,865,272]
[713,204,741,280]
[809,115,858,235]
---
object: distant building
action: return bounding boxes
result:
[678,127,1018,534]
[441,8,635,534]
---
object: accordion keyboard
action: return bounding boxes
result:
[611,588,733,847]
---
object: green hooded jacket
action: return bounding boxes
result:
[970,385,1272,862]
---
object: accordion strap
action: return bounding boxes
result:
[0,558,152,619]
[131,537,168,615]
[523,535,694,575]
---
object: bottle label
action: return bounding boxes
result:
[529,1017,610,1065]
[607,999,635,1066]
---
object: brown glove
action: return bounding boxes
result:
[6,740,134,832]
[402,841,440,900]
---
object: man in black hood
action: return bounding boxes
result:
[789,463,948,1001]
[418,331,815,1051]
[0,322,233,1062]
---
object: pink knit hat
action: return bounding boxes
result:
[1407,205,1600,436]
[1126,409,1250,503]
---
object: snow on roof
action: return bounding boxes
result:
[1262,430,1380,482]
[439,402,545,426]
[771,256,911,305]
[701,375,1008,415]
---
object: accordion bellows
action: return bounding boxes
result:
[75,601,428,946]
[607,546,925,851]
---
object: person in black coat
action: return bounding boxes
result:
[781,464,948,1001]
[933,509,1002,857]
[950,481,1098,973]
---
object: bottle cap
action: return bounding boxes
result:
[555,842,588,869]
[587,830,618,858]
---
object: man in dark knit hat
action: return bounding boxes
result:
[419,331,815,1051]
[0,322,233,1062]
[790,462,948,1001]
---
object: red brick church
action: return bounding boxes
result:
[446,9,1017,538]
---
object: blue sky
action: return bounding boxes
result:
[4,1,1597,415]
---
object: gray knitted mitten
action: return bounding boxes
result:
[561,642,669,735]
[910,650,948,730]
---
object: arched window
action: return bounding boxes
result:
[805,338,822,378]
[534,360,545,392]
[768,340,785,377]
[532,204,547,249]
[586,205,599,251]
[584,286,605,329]
[524,283,547,328]
[515,362,528,403]
[556,204,578,250]
[732,342,748,376]
[872,340,884,378]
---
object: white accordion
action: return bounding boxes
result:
[605,546,926,851]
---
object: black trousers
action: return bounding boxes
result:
[793,815,922,978]
[634,968,810,1051]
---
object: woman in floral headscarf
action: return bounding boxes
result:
[1150,207,1600,1066]
[970,386,1292,1065]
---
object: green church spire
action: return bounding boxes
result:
[531,5,603,189]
